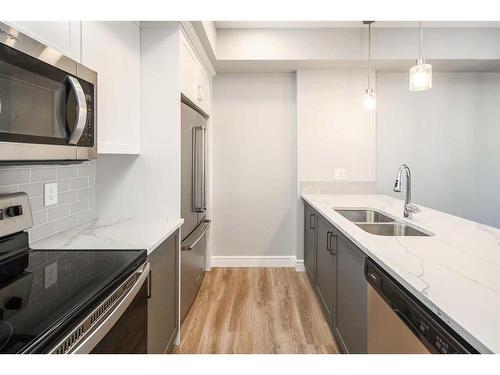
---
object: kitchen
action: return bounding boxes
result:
[0,0,499,373]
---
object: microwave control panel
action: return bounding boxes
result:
[77,82,95,147]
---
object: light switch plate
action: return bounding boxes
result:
[334,168,346,180]
[44,182,58,206]
[44,262,58,289]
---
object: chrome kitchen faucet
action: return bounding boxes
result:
[393,164,420,219]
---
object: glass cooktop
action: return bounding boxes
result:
[0,232,146,353]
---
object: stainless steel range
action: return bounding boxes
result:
[0,193,149,354]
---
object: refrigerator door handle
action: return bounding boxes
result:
[192,126,204,212]
[202,127,207,211]
[181,220,211,251]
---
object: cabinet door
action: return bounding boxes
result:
[180,35,198,103]
[196,64,210,114]
[6,21,81,61]
[334,229,367,353]
[314,215,336,328]
[81,21,141,154]
[304,203,317,285]
[148,231,179,353]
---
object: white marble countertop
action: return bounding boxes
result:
[31,217,184,255]
[302,193,500,354]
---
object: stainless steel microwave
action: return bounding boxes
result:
[0,22,97,163]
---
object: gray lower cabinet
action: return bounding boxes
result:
[332,228,367,353]
[304,203,317,285]
[303,200,368,353]
[314,214,336,328]
[148,230,179,354]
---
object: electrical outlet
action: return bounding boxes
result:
[44,262,58,289]
[334,168,346,180]
[44,182,58,207]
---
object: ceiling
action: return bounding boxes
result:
[215,21,500,29]
[214,59,500,73]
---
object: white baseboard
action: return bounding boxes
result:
[295,259,305,272]
[211,255,305,268]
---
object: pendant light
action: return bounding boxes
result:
[362,21,376,111]
[409,21,432,91]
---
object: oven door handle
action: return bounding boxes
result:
[69,262,150,354]
[67,76,88,145]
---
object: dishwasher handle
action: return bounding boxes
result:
[364,257,479,354]
[391,306,421,337]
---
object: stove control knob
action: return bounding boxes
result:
[5,205,23,217]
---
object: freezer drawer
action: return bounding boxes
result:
[180,219,210,321]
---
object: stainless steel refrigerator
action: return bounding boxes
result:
[180,102,210,321]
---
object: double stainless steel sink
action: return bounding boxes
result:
[335,209,430,237]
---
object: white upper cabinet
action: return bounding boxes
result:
[180,35,199,104]
[6,21,81,61]
[180,33,211,115]
[196,63,210,114]
[81,22,141,154]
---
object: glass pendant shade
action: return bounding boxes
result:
[362,89,376,111]
[409,59,432,91]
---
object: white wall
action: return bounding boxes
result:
[96,25,181,220]
[297,69,376,183]
[212,73,297,259]
[377,72,500,229]
[216,27,500,61]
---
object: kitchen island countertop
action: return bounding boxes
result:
[302,193,500,354]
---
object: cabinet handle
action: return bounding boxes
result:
[327,232,337,256]
[196,84,202,101]
[309,213,316,229]
[147,268,152,299]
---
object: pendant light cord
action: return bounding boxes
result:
[368,22,371,90]
[418,21,423,62]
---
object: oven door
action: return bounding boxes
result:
[0,22,96,162]
[49,262,150,354]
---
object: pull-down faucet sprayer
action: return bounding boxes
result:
[394,164,420,219]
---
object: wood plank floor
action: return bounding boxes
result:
[173,268,339,354]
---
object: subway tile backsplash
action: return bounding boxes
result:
[300,181,377,194]
[0,161,96,243]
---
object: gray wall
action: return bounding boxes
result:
[0,161,96,242]
[212,73,297,257]
[377,72,500,228]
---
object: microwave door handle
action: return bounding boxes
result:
[67,76,88,145]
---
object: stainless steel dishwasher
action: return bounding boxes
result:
[364,258,477,354]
